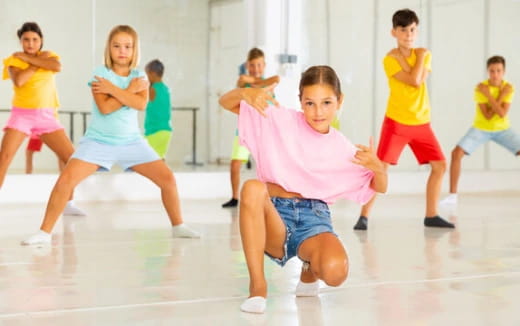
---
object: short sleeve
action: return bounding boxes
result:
[503,83,514,103]
[424,52,432,72]
[88,66,109,87]
[45,51,60,60]
[383,56,402,78]
[474,86,488,104]
[2,56,29,80]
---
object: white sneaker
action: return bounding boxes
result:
[21,231,51,246]
[440,194,458,206]
[63,202,87,216]
[240,296,266,313]
[172,224,200,238]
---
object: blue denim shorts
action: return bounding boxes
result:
[458,127,520,155]
[72,137,160,171]
[266,197,336,267]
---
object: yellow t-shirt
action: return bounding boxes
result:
[473,80,514,132]
[383,50,432,125]
[2,51,60,109]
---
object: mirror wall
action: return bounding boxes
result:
[0,0,518,173]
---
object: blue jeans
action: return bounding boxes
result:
[266,197,336,267]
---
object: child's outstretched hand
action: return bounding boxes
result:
[352,137,385,173]
[127,77,149,94]
[91,76,115,95]
[243,83,279,117]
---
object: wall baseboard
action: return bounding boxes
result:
[1,170,518,204]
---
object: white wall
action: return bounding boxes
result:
[0,0,209,172]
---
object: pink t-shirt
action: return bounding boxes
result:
[238,100,375,204]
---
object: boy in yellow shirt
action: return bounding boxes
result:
[353,9,454,230]
[441,56,519,206]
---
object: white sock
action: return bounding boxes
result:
[63,200,87,216]
[21,230,51,246]
[447,193,457,200]
[295,280,320,297]
[172,224,200,238]
[440,193,458,205]
[240,296,266,314]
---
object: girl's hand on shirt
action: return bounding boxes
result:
[243,83,279,117]
[352,137,385,173]
[92,76,116,95]
[127,77,149,94]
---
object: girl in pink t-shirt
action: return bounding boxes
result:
[219,65,387,313]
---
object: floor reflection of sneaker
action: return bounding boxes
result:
[221,198,238,208]
[439,194,458,206]
[63,202,87,216]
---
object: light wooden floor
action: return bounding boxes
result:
[0,193,519,325]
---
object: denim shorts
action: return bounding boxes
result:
[72,137,160,171]
[458,127,520,155]
[266,197,336,267]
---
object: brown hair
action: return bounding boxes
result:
[298,65,342,100]
[487,55,505,68]
[104,25,140,69]
[17,22,44,50]
[247,47,264,62]
[392,9,419,28]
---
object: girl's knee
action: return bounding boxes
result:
[54,173,76,191]
[240,180,267,202]
[0,150,14,163]
[157,172,176,189]
[320,257,349,287]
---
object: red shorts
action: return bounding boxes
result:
[377,117,445,165]
[27,135,43,152]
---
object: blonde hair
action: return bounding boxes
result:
[104,25,139,69]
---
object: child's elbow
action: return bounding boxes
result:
[136,100,147,111]
[378,184,388,194]
[218,97,228,109]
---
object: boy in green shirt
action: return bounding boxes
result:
[144,59,172,158]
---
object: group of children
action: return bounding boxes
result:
[0,23,198,245]
[219,8,519,313]
[0,7,518,315]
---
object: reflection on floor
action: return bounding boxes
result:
[0,193,519,325]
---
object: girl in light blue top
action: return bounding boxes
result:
[22,25,199,245]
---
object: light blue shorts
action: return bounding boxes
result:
[266,197,336,267]
[72,137,160,171]
[458,127,520,155]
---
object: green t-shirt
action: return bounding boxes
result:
[144,81,172,136]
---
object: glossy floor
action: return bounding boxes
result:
[0,193,519,325]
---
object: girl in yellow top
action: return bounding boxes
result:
[0,22,83,215]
